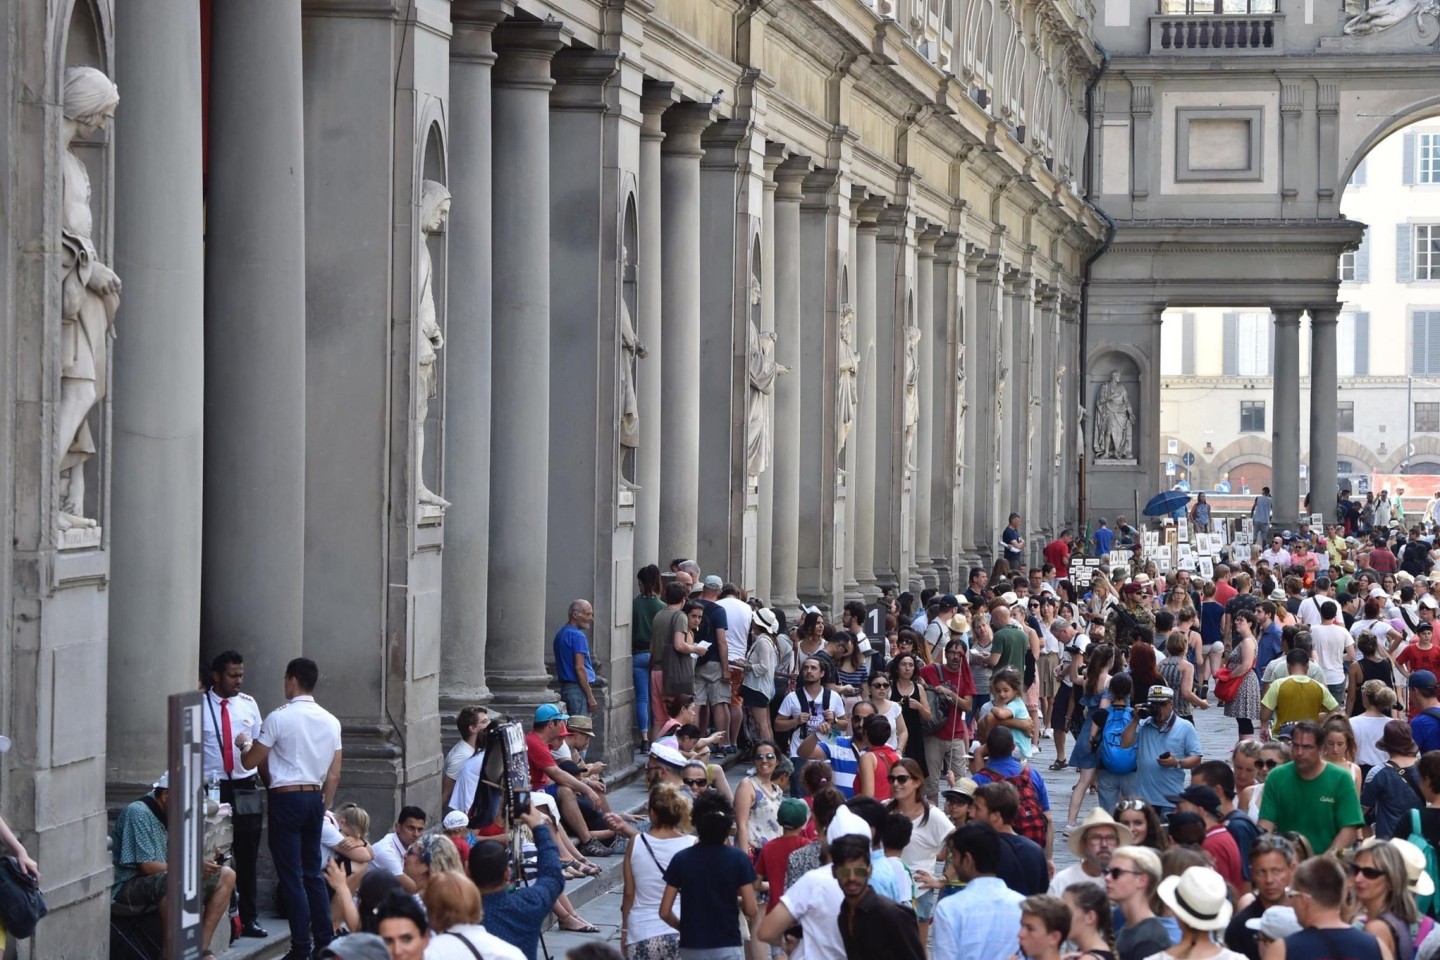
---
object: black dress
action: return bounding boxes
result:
[893,681,928,776]
[1352,657,1396,716]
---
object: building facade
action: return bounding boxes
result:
[3,0,1101,950]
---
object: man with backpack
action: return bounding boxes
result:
[1119,683,1203,815]
[1409,670,1440,753]
[974,726,1052,859]
[919,637,976,803]
[775,656,847,794]
[972,780,1048,895]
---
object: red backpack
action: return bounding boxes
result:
[984,763,1048,847]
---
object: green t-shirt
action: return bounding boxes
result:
[992,625,1029,675]
[632,594,665,654]
[1258,760,1364,854]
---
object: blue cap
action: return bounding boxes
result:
[534,703,570,723]
[1412,670,1438,694]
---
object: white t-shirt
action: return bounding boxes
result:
[1311,623,1355,685]
[448,750,486,813]
[1048,862,1105,897]
[625,833,697,943]
[719,597,753,665]
[878,700,903,750]
[1296,595,1325,627]
[781,865,847,960]
[424,924,526,960]
[1352,714,1393,768]
[899,805,955,870]
[778,687,840,758]
[373,831,409,877]
[255,695,343,788]
[1351,618,1395,651]
[444,739,477,780]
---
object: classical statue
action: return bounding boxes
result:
[837,305,860,465]
[902,324,922,472]
[57,67,121,531]
[954,340,970,479]
[619,246,646,456]
[1053,364,1067,470]
[746,278,787,477]
[1093,370,1135,461]
[1344,0,1436,33]
[994,354,1008,485]
[416,180,451,509]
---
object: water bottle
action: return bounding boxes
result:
[206,772,220,806]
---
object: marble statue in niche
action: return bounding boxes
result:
[1093,370,1136,462]
[902,323,922,472]
[954,339,969,480]
[416,180,451,510]
[994,350,1007,485]
[837,304,860,469]
[1344,0,1438,34]
[1054,364,1067,470]
[57,66,121,532]
[746,277,787,477]
[619,245,646,463]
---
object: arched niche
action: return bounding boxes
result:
[620,193,639,485]
[416,119,448,507]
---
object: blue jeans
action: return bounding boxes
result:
[560,681,590,716]
[1096,769,1137,815]
[268,789,332,954]
[632,652,651,739]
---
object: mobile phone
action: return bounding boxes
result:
[1158,752,1172,760]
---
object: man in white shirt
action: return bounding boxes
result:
[757,807,867,960]
[441,706,488,811]
[717,583,753,754]
[1049,808,1129,896]
[201,650,267,938]
[1296,579,1333,627]
[449,747,486,814]
[1260,535,1292,569]
[1310,600,1356,703]
[235,657,344,960]
[372,806,428,880]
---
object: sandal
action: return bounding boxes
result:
[559,915,601,933]
[1049,759,1068,771]
[562,866,587,881]
[579,860,603,876]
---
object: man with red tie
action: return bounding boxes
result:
[202,650,267,938]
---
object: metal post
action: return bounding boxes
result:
[167,692,205,960]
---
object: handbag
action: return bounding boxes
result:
[919,683,953,736]
[1212,666,1243,704]
[0,855,46,939]
[207,696,264,818]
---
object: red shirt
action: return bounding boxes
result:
[1400,641,1440,678]
[1214,580,1237,607]
[756,834,811,911]
[526,731,557,790]
[1372,549,1399,574]
[1203,823,1244,890]
[919,662,976,741]
[1043,539,1071,570]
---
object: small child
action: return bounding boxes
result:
[441,809,472,864]
[669,722,724,760]
[1013,894,1070,960]
[987,667,1034,758]
[880,812,916,908]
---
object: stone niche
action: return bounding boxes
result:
[1090,350,1140,465]
[1176,107,1264,181]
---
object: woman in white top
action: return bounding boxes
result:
[886,757,954,944]
[866,675,906,752]
[422,871,525,960]
[1240,741,1291,821]
[621,783,696,960]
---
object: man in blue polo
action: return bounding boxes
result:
[1119,685,1203,814]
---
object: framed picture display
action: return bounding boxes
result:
[1198,557,1215,579]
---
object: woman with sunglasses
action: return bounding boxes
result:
[1225,834,1297,960]
[1348,839,1421,960]
[1240,742,1291,822]
[734,740,786,857]
[1105,845,1170,960]
[889,653,931,779]
[1114,799,1166,854]
[885,757,953,945]
[866,674,906,752]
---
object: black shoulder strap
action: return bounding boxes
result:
[442,932,485,960]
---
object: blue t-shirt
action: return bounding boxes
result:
[1257,623,1284,673]
[553,625,595,683]
[1413,709,1440,754]
[1094,526,1114,556]
[973,755,1052,811]
[1003,526,1023,560]
[1200,602,1225,644]
[698,600,728,666]
[663,843,757,948]
[1135,716,1203,810]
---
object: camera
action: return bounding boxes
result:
[1064,643,1083,656]
[1136,703,1154,719]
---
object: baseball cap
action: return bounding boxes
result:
[152,771,169,791]
[939,594,960,609]
[1420,621,1434,634]
[1147,684,1175,702]
[534,703,569,724]
[442,810,469,830]
[1422,595,1440,611]
[319,934,391,960]
[1166,785,1222,815]
[1412,670,1439,694]
[1245,906,1301,941]
[703,575,724,590]
[777,798,810,829]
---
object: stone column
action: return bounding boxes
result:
[1271,307,1304,532]
[873,205,910,592]
[958,247,982,574]
[441,1,512,715]
[932,237,961,590]
[842,196,862,602]
[633,82,672,569]
[111,0,205,790]
[756,146,783,602]
[658,102,714,561]
[853,199,883,596]
[913,227,940,587]
[769,157,807,612]
[202,1,307,704]
[1309,306,1341,524]
[973,254,1005,569]
[1005,269,1034,560]
[487,21,566,709]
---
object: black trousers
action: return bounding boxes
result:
[219,776,264,924]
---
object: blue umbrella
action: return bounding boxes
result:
[1144,490,1191,518]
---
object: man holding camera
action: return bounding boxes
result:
[1118,684,1202,815]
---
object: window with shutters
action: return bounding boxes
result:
[1338,401,1354,432]
[1240,400,1265,433]
[1418,225,1440,281]
[1338,311,1370,377]
[1414,310,1440,376]
[1235,312,1271,376]
[1422,133,1440,184]
[1181,313,1196,375]
[1349,159,1367,188]
[1340,250,1355,282]
[1418,402,1440,433]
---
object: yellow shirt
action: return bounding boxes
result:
[1260,675,1337,729]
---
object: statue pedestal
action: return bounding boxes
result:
[900,473,916,592]
[417,504,445,527]
[58,525,102,551]
[742,476,759,593]
[833,474,848,578]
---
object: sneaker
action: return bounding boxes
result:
[579,839,612,858]
[1061,823,1078,836]
[608,837,629,855]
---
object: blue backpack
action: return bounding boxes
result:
[1099,705,1138,774]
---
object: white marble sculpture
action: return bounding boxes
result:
[837,305,860,465]
[619,245,646,455]
[1054,364,1067,470]
[746,278,787,477]
[1344,0,1437,33]
[1093,370,1135,461]
[994,353,1008,485]
[954,340,970,479]
[57,67,121,532]
[416,180,451,510]
[902,323,922,472]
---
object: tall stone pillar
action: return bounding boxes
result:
[769,157,808,612]
[202,1,307,703]
[1035,286,1060,536]
[973,254,1005,568]
[913,228,940,587]
[111,0,205,794]
[842,198,862,602]
[1005,269,1035,561]
[634,83,673,570]
[441,0,513,718]
[1272,308,1304,532]
[488,21,566,709]
[1309,306,1341,518]
[958,247,983,574]
[932,237,961,590]
[756,147,783,602]
[852,199,883,597]
[873,205,911,592]
[658,102,714,561]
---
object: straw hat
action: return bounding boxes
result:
[1157,866,1233,931]
[943,614,971,635]
[1066,806,1133,857]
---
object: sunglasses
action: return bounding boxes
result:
[1107,868,1145,880]
[755,753,777,761]
[1352,865,1386,880]
[887,774,913,784]
[683,778,708,787]
[834,866,871,879]
[870,682,891,689]
[1115,799,1148,811]
[1258,759,1281,769]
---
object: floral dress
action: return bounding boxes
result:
[743,776,784,850]
[1222,642,1261,720]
